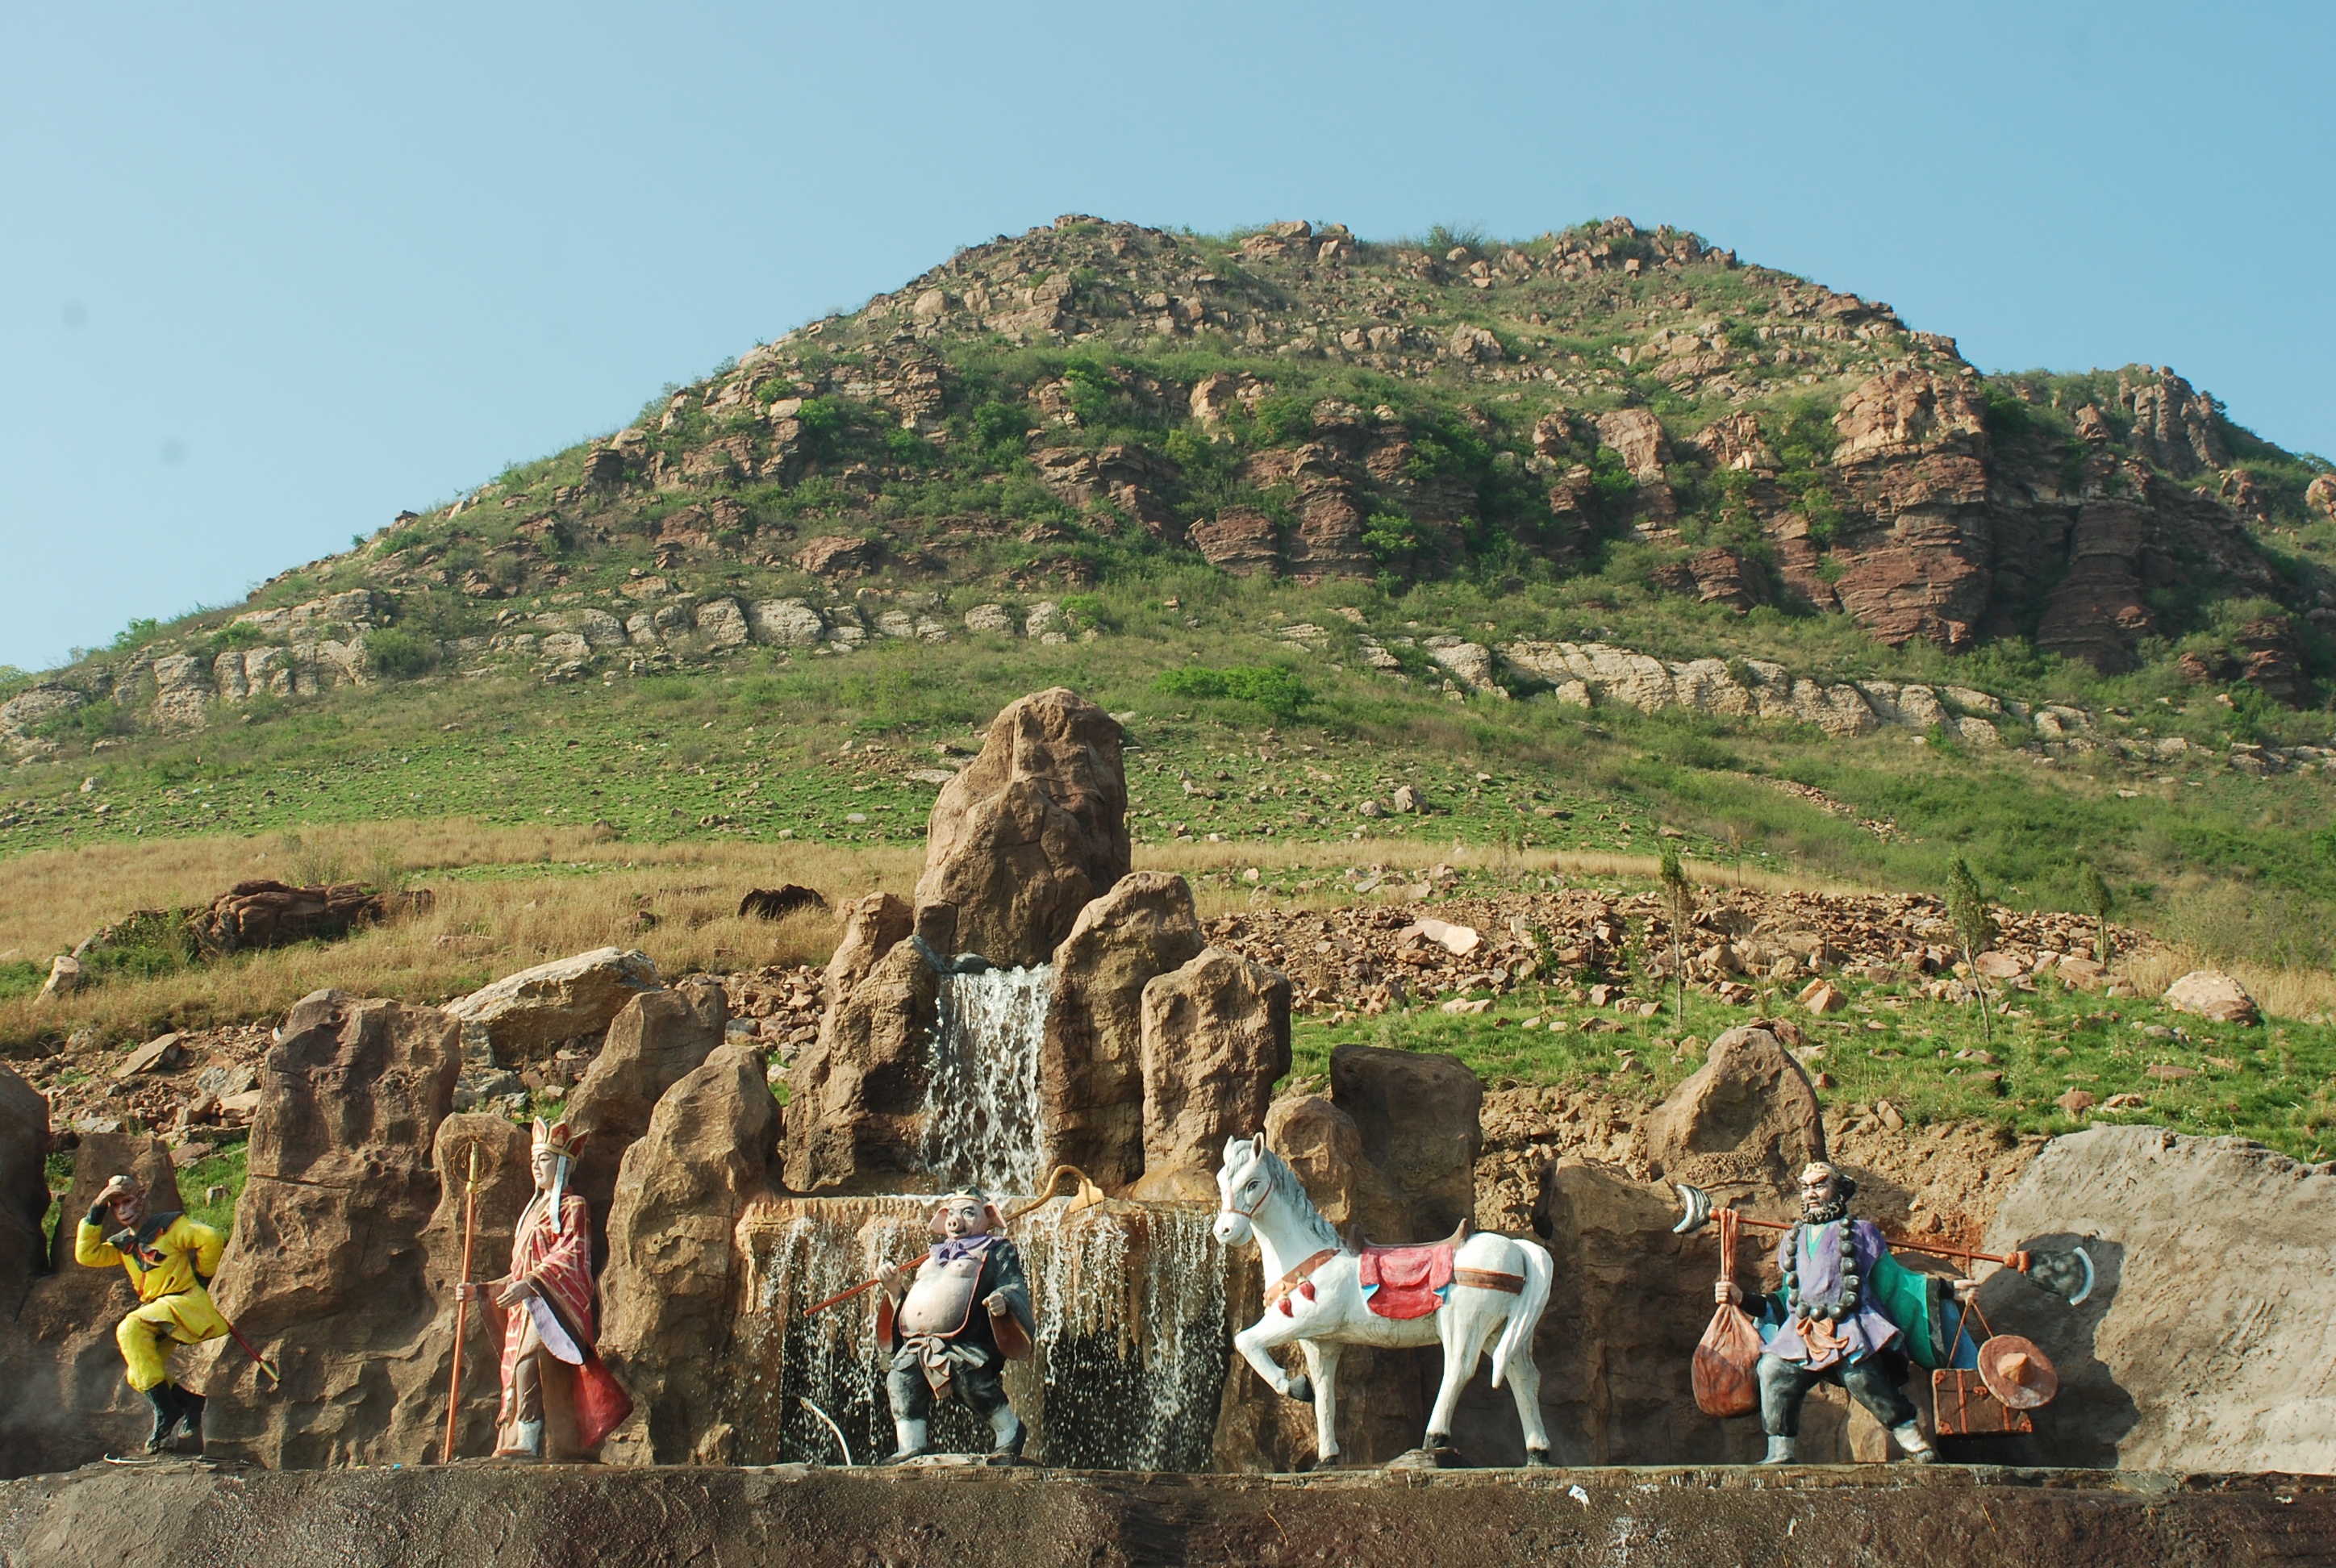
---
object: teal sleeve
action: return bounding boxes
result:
[1867,1247,1940,1370]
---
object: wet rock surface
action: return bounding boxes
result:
[2,1464,2327,1568]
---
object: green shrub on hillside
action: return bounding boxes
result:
[367,629,439,681]
[1156,664,1312,720]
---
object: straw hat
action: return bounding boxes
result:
[1976,1334,2059,1408]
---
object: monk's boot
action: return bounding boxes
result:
[142,1387,181,1454]
[885,1420,932,1466]
[984,1412,1027,1467]
[1760,1435,1796,1466]
[1891,1422,1938,1464]
[494,1420,544,1462]
[168,1386,206,1451]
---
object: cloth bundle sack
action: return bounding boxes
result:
[1692,1207,1763,1418]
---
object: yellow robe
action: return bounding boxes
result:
[76,1212,230,1391]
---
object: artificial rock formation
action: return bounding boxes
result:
[0,1132,181,1475]
[915,688,1130,967]
[566,977,731,1259]
[0,1066,47,1312]
[599,1044,782,1466]
[1129,949,1291,1201]
[1329,1045,1483,1241]
[445,947,661,1063]
[784,936,939,1194]
[194,990,461,1467]
[1975,1125,2336,1472]
[1041,871,1205,1191]
[1640,1025,1826,1197]
[823,893,911,1007]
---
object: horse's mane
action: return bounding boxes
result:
[1252,1143,1343,1252]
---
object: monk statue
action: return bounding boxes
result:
[876,1189,1035,1465]
[455,1118,632,1461]
[1715,1161,1976,1464]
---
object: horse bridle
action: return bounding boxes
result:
[1221,1149,1275,1220]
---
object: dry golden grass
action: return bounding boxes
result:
[0,819,923,1048]
[9,817,2329,1049]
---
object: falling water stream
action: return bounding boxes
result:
[732,958,1231,1469]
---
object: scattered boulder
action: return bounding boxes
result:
[2163,970,2259,1025]
[1640,1025,1825,1195]
[192,882,390,956]
[1042,873,1205,1191]
[736,886,828,922]
[1128,949,1291,1201]
[599,1044,782,1466]
[445,947,661,1063]
[915,689,1130,968]
[1978,1126,2336,1470]
[2307,473,2336,520]
[1398,917,1476,956]
[36,957,80,1003]
[565,978,732,1263]
[194,990,461,1467]
[1329,1045,1482,1241]
[112,1034,186,1078]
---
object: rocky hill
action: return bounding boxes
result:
[6,213,2334,760]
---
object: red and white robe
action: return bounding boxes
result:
[494,1190,632,1455]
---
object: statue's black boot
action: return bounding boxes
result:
[173,1387,206,1449]
[142,1386,179,1454]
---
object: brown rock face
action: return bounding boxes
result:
[916,688,1130,968]
[783,939,941,1194]
[0,1067,46,1312]
[599,1044,782,1466]
[191,881,388,956]
[565,977,731,1261]
[1128,949,1291,1201]
[795,535,877,576]
[1041,873,1204,1191]
[1641,1025,1826,1195]
[2119,368,2225,477]
[2307,473,2336,519]
[1190,506,1282,576]
[1329,1045,1483,1242]
[2162,969,2259,1025]
[1652,548,1769,613]
[194,990,461,1467]
[2232,615,2312,706]
[1595,409,1675,527]
[2036,500,2155,673]
[824,892,912,1006]
[1833,367,1988,461]
[0,1132,180,1475]
[1979,1126,2334,1470]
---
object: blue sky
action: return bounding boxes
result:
[3,1,2330,673]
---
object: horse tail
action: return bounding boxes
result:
[1490,1236,1552,1391]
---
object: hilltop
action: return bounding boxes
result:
[4,212,2336,1026]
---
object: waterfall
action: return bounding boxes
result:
[734,1196,1229,1470]
[920,963,1051,1195]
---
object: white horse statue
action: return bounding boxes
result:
[1213,1133,1554,1467]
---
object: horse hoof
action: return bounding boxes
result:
[1283,1374,1313,1405]
[1525,1448,1553,1468]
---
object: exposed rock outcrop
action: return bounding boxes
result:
[566,977,731,1259]
[1977,1126,2336,1471]
[916,688,1130,968]
[194,990,461,1467]
[1129,949,1291,1201]
[1041,872,1205,1191]
[599,1044,782,1466]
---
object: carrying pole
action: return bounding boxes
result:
[441,1144,481,1464]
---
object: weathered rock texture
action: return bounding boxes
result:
[190,880,390,955]
[2162,969,2259,1025]
[915,689,1130,967]
[444,947,660,1063]
[7,1463,2326,1568]
[823,893,911,1007]
[1640,1024,1826,1195]
[1042,872,1205,1191]
[0,1133,181,1475]
[565,977,730,1259]
[1128,949,1290,1201]
[783,934,940,1194]
[1329,1044,1483,1241]
[1975,1125,2336,1472]
[192,990,461,1467]
[599,1043,782,1466]
[0,1066,48,1314]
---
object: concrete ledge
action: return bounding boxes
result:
[3,1462,2332,1567]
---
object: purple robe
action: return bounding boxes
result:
[1761,1217,1903,1369]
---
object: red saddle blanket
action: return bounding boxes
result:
[1358,1243,1456,1320]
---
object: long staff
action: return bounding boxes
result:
[441,1144,482,1464]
